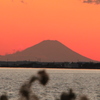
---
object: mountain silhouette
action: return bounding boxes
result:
[0,40,94,62]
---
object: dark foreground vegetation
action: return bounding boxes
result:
[0,70,90,100]
[0,61,100,69]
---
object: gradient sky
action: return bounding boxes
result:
[0,0,100,61]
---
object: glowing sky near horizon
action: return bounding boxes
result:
[0,0,100,61]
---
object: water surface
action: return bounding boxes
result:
[0,68,99,100]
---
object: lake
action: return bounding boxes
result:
[0,68,100,100]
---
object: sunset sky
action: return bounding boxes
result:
[0,0,100,61]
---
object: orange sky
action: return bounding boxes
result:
[0,0,100,61]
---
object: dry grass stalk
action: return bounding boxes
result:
[37,70,49,85]
[29,76,38,86]
[68,89,76,100]
[19,82,31,100]
[19,70,49,100]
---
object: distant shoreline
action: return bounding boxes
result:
[0,61,100,69]
[0,67,100,70]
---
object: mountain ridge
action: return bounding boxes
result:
[0,40,94,62]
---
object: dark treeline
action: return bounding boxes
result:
[0,61,100,69]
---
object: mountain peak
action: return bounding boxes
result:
[41,40,60,43]
[37,40,65,47]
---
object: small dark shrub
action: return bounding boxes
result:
[61,92,69,100]
[61,89,76,100]
[80,96,89,100]
[0,93,8,100]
